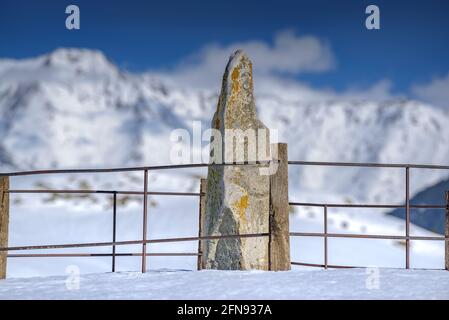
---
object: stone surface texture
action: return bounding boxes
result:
[203,50,270,270]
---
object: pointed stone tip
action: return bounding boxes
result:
[229,49,249,63]
[227,49,251,70]
[230,49,247,60]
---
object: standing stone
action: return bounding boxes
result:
[202,50,270,270]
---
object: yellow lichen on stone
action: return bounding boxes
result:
[229,67,241,109]
[233,194,249,225]
[232,69,240,94]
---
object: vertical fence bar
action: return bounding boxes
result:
[0,177,9,280]
[324,205,328,270]
[112,191,117,272]
[197,179,207,270]
[405,167,410,269]
[445,191,449,271]
[141,170,149,273]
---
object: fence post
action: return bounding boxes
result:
[197,179,207,270]
[112,191,117,273]
[445,191,449,271]
[0,177,9,279]
[269,143,291,271]
[405,167,410,269]
[141,170,149,273]
[324,205,328,269]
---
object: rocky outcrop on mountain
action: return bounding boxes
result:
[388,178,449,234]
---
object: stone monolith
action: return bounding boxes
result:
[202,50,270,270]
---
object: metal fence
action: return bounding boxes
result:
[288,161,449,270]
[0,160,448,274]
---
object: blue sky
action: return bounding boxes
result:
[1,0,449,106]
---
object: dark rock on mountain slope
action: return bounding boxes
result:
[388,178,449,234]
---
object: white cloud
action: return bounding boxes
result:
[152,30,398,103]
[340,79,396,101]
[157,30,335,89]
[412,73,449,109]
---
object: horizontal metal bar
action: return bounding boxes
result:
[7,190,203,197]
[290,232,446,241]
[2,160,448,177]
[289,202,446,209]
[0,161,273,177]
[7,252,201,258]
[4,232,444,252]
[0,233,269,252]
[411,204,447,209]
[141,191,203,197]
[291,261,357,269]
[7,192,445,209]
[290,261,445,271]
[289,202,403,208]
[288,161,449,170]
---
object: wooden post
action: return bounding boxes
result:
[445,191,449,271]
[269,143,291,271]
[0,177,9,279]
[197,179,207,270]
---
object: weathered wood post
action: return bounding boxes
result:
[445,191,449,271]
[269,143,291,271]
[0,177,9,279]
[197,179,207,270]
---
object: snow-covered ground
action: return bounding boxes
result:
[1,268,448,300]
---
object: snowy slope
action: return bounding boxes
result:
[0,49,209,169]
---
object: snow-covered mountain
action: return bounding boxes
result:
[0,48,213,169]
[1,48,449,204]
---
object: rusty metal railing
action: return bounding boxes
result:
[0,162,272,275]
[0,160,448,274]
[288,161,449,270]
